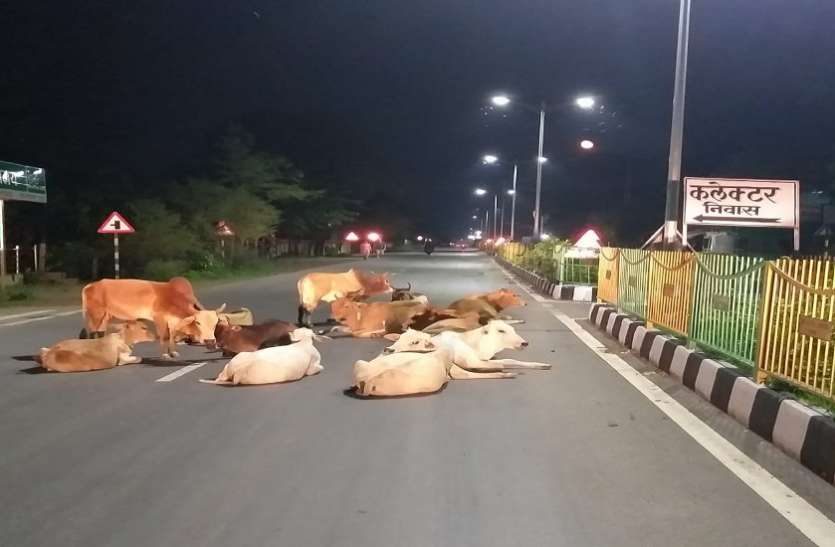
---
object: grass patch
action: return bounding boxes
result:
[767,378,835,418]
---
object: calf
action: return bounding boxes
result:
[385,321,551,371]
[38,321,155,373]
[352,348,514,397]
[297,268,392,327]
[330,298,427,337]
[200,328,325,386]
[214,319,296,355]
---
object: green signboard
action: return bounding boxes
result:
[0,160,47,203]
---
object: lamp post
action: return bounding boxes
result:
[663,0,692,246]
[490,94,596,239]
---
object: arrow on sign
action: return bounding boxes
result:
[97,211,135,234]
[693,215,781,224]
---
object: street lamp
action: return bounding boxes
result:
[480,155,518,240]
[474,188,487,196]
[580,139,595,150]
[482,154,499,165]
[473,187,498,239]
[490,93,597,238]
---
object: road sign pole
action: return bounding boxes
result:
[113,234,120,279]
[0,199,5,282]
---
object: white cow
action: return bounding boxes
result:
[384,320,552,372]
[352,348,515,397]
[200,328,325,386]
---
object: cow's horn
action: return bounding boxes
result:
[216,303,227,313]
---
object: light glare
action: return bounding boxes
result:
[474,188,487,196]
[491,95,510,107]
[576,96,595,110]
[580,139,595,150]
[482,154,499,165]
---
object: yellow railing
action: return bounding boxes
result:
[597,247,619,305]
[646,250,695,336]
[757,259,835,400]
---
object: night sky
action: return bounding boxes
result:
[4,1,835,244]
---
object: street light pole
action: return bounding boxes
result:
[510,163,518,240]
[500,195,505,238]
[484,210,489,238]
[533,104,546,238]
[493,193,498,239]
[663,0,692,246]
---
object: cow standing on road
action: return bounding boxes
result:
[296,268,392,327]
[81,277,223,359]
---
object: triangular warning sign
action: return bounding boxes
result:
[97,211,135,234]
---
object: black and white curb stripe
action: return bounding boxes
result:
[589,303,835,486]
[494,257,597,302]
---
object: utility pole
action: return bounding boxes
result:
[533,104,546,238]
[510,163,518,240]
[663,0,692,246]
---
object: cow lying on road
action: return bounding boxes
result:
[81,277,223,359]
[219,307,254,327]
[297,269,392,327]
[385,321,551,371]
[201,328,325,386]
[214,318,296,355]
[38,321,155,372]
[391,283,429,305]
[330,298,427,337]
[447,288,526,324]
[352,348,515,397]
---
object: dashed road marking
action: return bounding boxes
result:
[501,268,835,546]
[0,309,57,322]
[0,309,81,327]
[156,362,208,383]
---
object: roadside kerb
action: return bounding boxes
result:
[589,302,835,487]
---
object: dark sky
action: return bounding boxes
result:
[4,1,835,243]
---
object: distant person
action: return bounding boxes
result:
[360,240,372,260]
[424,239,435,256]
[373,239,385,258]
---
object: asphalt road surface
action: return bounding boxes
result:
[0,252,831,546]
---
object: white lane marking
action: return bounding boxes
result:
[156,362,208,383]
[0,309,81,327]
[0,309,57,321]
[502,269,835,546]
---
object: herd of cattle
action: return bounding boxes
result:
[34,267,552,397]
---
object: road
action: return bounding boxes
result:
[0,251,831,546]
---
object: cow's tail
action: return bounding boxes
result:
[198,378,233,385]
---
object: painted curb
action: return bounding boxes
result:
[589,302,835,487]
[494,257,597,302]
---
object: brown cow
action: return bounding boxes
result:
[81,277,224,359]
[329,298,427,338]
[297,269,392,327]
[37,321,156,373]
[447,288,526,324]
[214,319,297,355]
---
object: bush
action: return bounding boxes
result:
[143,259,188,281]
[0,285,32,303]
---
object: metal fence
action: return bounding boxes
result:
[617,248,651,319]
[496,242,599,285]
[690,254,765,367]
[646,251,695,336]
[597,247,619,305]
[758,259,835,400]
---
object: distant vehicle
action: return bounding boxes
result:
[424,239,435,255]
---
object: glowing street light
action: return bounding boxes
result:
[472,215,478,219]
[580,139,595,150]
[474,188,487,196]
[491,95,511,107]
[417,235,424,241]
[575,96,596,110]
[482,154,499,165]
[537,156,548,163]
[507,189,515,195]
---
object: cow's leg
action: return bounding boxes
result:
[351,328,388,338]
[448,364,515,380]
[488,358,551,370]
[297,305,314,328]
[155,318,178,359]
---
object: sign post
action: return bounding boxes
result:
[683,178,800,251]
[97,211,135,279]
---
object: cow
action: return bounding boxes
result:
[37,321,155,373]
[384,321,552,371]
[447,288,526,324]
[81,277,224,359]
[352,348,515,397]
[200,328,325,386]
[391,282,429,305]
[219,307,254,327]
[297,269,392,327]
[214,318,296,355]
[329,298,427,338]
